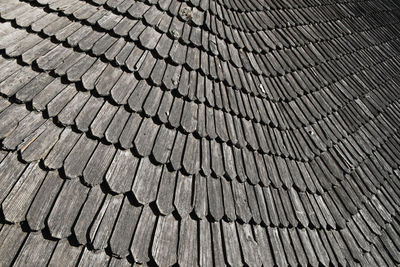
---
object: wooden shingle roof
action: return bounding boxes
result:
[0,0,400,265]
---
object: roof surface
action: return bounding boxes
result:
[0,0,400,266]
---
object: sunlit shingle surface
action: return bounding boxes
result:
[0,0,400,265]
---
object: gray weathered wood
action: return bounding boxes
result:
[133,118,159,157]
[47,84,77,117]
[0,152,26,203]
[245,183,262,224]
[75,96,104,132]
[178,216,198,266]
[63,134,97,179]
[66,54,96,82]
[0,224,28,266]
[2,111,46,150]
[36,44,72,71]
[254,225,275,267]
[105,106,130,143]
[43,128,80,169]
[221,178,236,222]
[263,187,279,227]
[280,228,298,267]
[130,205,156,263]
[231,180,252,223]
[78,248,109,267]
[89,194,124,250]
[268,227,288,266]
[194,173,208,219]
[15,72,54,102]
[169,131,185,170]
[2,162,46,223]
[73,186,105,245]
[105,149,138,194]
[95,63,123,96]
[32,78,67,111]
[207,176,224,221]
[152,214,179,266]
[237,223,262,267]
[83,143,116,186]
[47,179,89,238]
[90,101,119,139]
[81,59,108,90]
[0,104,29,140]
[221,221,243,266]
[132,157,163,204]
[198,220,213,266]
[152,125,176,164]
[48,240,82,267]
[174,172,193,217]
[22,39,56,65]
[210,140,224,177]
[57,91,91,126]
[26,171,63,231]
[156,169,177,215]
[20,124,62,163]
[182,134,200,175]
[13,232,56,266]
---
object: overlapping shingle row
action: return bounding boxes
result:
[1,0,400,266]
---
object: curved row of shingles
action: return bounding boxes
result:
[5,137,400,230]
[0,95,389,194]
[0,24,388,149]
[1,49,400,188]
[28,38,400,135]
[4,19,400,135]
[58,0,384,56]
[0,1,350,94]
[83,0,393,38]
[0,13,396,157]
[4,1,400,114]
[210,0,301,11]
[28,0,400,82]
[208,0,400,30]
[1,47,400,167]
[1,213,398,266]
[0,154,399,266]
[40,0,374,41]
[0,58,340,164]
[189,0,390,15]
[29,0,361,56]
[0,7,358,110]
[0,144,395,258]
[2,16,400,139]
[127,0,382,14]
[20,124,400,227]
[90,0,306,14]
[2,59,400,192]
[24,0,400,85]
[0,64,399,207]
[128,0,399,57]
[0,215,394,267]
[3,90,400,185]
[0,34,397,149]
[1,96,399,231]
[5,0,400,117]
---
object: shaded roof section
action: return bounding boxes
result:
[1,0,400,265]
